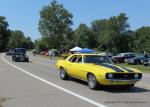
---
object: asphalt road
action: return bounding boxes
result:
[0,53,150,107]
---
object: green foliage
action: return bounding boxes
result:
[34,38,48,51]
[91,13,130,53]
[38,0,73,49]
[74,23,97,48]
[7,30,34,49]
[0,16,10,51]
[134,27,150,53]
[1,1,149,54]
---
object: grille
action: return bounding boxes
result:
[106,73,142,80]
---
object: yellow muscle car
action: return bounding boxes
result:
[56,54,142,89]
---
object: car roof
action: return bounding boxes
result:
[15,48,25,49]
[71,53,106,56]
[121,53,134,54]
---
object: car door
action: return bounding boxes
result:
[70,55,86,80]
[76,55,88,80]
[66,55,78,77]
[66,55,87,80]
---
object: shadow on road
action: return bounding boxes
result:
[101,87,150,93]
[69,78,150,93]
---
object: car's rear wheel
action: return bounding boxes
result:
[60,68,69,80]
[88,74,98,90]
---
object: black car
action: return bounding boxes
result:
[142,58,150,66]
[6,48,15,55]
[12,48,29,62]
[125,54,146,64]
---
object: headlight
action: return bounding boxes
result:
[134,74,139,79]
[107,73,114,79]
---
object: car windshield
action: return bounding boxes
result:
[16,49,26,53]
[84,55,112,64]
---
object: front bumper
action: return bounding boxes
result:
[97,78,140,85]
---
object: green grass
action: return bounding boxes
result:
[0,97,5,107]
[117,63,150,73]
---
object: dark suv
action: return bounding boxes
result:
[12,48,29,62]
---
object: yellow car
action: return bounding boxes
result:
[56,54,142,89]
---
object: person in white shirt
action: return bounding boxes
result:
[48,50,53,60]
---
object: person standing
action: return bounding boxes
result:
[48,49,53,60]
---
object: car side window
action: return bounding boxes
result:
[76,56,82,63]
[69,55,78,63]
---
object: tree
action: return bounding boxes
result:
[8,30,34,49]
[133,27,150,53]
[91,13,130,53]
[74,23,97,48]
[34,39,48,51]
[0,16,10,51]
[38,0,73,49]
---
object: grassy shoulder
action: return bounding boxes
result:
[117,63,150,73]
[0,97,5,107]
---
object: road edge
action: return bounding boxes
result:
[1,53,107,107]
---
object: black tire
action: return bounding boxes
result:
[60,68,69,80]
[25,58,29,62]
[87,74,98,90]
[14,57,17,62]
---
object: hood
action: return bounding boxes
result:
[85,63,138,73]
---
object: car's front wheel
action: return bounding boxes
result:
[14,57,17,62]
[25,58,29,62]
[88,74,98,90]
[60,68,69,80]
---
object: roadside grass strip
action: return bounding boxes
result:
[0,97,6,107]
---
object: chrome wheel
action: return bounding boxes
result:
[60,68,69,80]
[88,74,98,89]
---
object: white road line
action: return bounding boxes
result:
[1,53,107,107]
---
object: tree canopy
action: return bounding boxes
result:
[74,23,97,48]
[38,0,73,49]
[0,16,10,51]
[1,0,150,53]
[7,30,34,49]
[133,27,150,53]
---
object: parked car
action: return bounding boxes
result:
[125,54,146,64]
[12,48,29,62]
[100,52,114,58]
[6,48,15,55]
[112,53,135,63]
[142,58,150,66]
[56,54,142,90]
[40,51,48,55]
[141,54,150,65]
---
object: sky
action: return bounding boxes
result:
[0,0,150,41]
